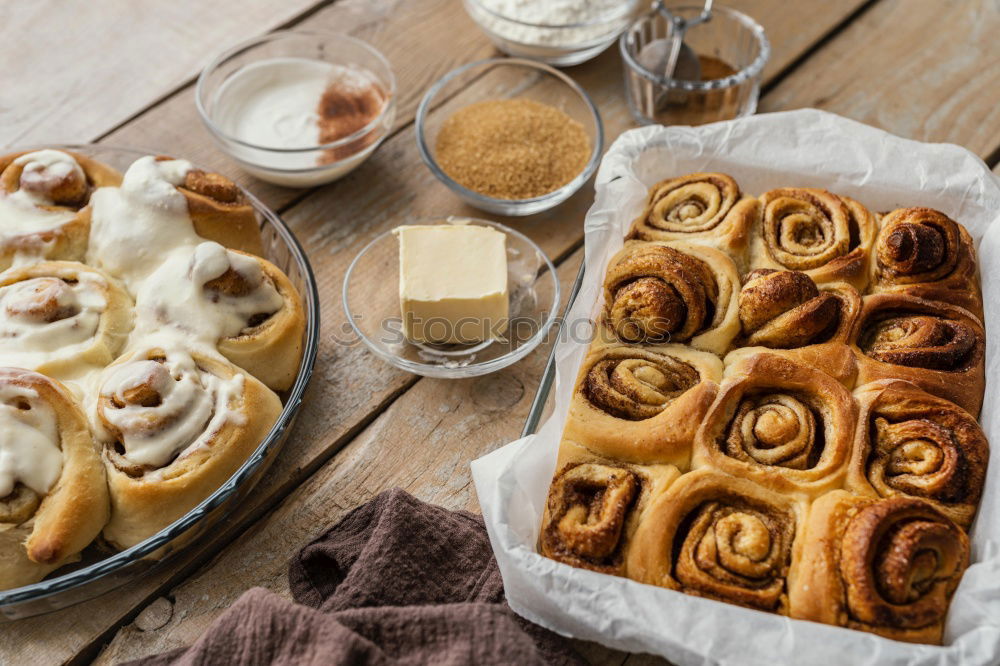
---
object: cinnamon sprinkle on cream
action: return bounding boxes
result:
[317,70,389,164]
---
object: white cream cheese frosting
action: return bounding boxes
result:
[95,350,246,469]
[0,150,83,238]
[87,156,195,282]
[133,241,283,343]
[0,383,62,498]
[0,272,107,370]
[0,152,283,476]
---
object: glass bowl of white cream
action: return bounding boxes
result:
[196,31,396,188]
[464,0,640,66]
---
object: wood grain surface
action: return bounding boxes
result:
[0,0,323,147]
[761,0,1000,157]
[2,0,999,664]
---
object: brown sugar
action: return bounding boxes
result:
[435,98,591,200]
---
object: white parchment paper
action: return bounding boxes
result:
[471,109,1000,666]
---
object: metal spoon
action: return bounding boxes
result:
[636,0,714,107]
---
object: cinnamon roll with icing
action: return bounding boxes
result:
[0,368,108,590]
[539,441,678,575]
[0,262,132,377]
[627,469,802,613]
[96,348,281,549]
[564,339,723,468]
[87,156,263,283]
[694,354,856,499]
[0,149,121,270]
[628,173,759,261]
[602,240,740,354]
[0,149,306,582]
[135,242,305,391]
[749,188,877,290]
[788,491,969,644]
[848,380,987,528]
[851,293,985,416]
[871,207,981,318]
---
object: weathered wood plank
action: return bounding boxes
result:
[0,0,322,147]
[742,0,873,81]
[0,0,894,663]
[761,0,1000,158]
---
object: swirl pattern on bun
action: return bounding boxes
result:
[789,491,969,644]
[871,207,981,317]
[750,188,876,290]
[627,469,800,612]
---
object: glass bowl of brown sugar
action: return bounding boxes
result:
[415,58,603,216]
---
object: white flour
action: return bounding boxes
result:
[472,0,632,47]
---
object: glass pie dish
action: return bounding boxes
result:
[0,145,320,620]
[343,218,559,378]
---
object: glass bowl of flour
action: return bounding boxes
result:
[465,0,640,67]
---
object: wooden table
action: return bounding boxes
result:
[3,0,999,663]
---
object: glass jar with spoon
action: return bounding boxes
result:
[620,2,769,126]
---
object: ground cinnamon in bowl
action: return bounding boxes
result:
[435,98,591,200]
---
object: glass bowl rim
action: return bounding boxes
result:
[465,0,639,30]
[195,29,398,156]
[414,57,605,209]
[619,4,771,91]
[0,143,321,609]
[342,217,561,378]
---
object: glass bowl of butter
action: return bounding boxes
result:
[343,218,559,378]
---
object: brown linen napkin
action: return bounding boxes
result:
[131,488,583,666]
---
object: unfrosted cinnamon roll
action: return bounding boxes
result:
[737,269,858,348]
[539,440,678,575]
[628,173,759,261]
[0,368,108,590]
[627,469,801,613]
[0,262,132,377]
[602,240,740,354]
[789,491,968,644]
[136,242,305,391]
[0,150,121,269]
[725,269,861,384]
[173,163,264,257]
[848,380,987,529]
[749,188,876,290]
[851,294,985,416]
[871,208,981,318]
[694,354,856,499]
[96,348,282,549]
[563,340,723,468]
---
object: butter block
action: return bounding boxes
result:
[395,224,509,344]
